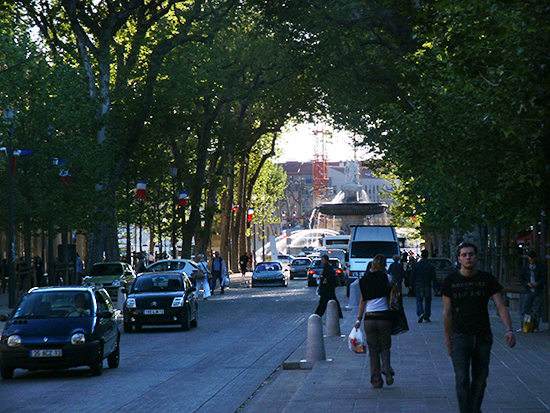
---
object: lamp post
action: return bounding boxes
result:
[169,165,179,258]
[3,108,16,307]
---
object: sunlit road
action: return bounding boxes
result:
[0,278,328,413]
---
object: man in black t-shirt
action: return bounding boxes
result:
[442,242,516,413]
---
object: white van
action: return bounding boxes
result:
[346,225,400,296]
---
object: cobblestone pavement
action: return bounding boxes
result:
[241,293,550,413]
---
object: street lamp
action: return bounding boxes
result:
[169,165,178,258]
[3,108,16,307]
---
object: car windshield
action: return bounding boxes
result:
[349,241,399,259]
[89,263,123,276]
[133,275,183,292]
[13,291,93,319]
[148,261,186,272]
[312,259,339,268]
[292,259,310,266]
[430,259,453,269]
[256,263,282,272]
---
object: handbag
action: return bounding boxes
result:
[222,275,230,287]
[195,264,206,281]
[390,307,409,335]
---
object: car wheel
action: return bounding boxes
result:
[123,319,133,333]
[346,283,350,297]
[134,325,142,331]
[90,344,104,376]
[290,275,294,280]
[181,307,191,331]
[107,337,120,369]
[1,363,14,380]
[307,279,316,287]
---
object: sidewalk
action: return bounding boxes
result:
[241,295,550,413]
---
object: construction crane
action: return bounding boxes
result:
[312,127,329,210]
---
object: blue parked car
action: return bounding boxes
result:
[0,286,120,379]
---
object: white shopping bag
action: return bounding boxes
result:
[348,326,366,353]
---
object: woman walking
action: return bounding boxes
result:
[355,254,394,388]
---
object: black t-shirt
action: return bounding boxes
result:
[359,270,391,301]
[441,270,502,336]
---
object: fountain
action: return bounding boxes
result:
[316,161,388,234]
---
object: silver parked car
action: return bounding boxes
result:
[251,262,288,287]
[289,257,312,279]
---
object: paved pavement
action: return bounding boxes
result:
[2,280,550,412]
[239,293,550,413]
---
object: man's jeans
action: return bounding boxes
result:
[416,286,432,319]
[522,290,543,329]
[450,333,493,413]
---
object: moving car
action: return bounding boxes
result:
[428,257,455,295]
[307,258,345,287]
[0,286,120,379]
[145,259,199,281]
[274,254,294,271]
[289,257,312,279]
[123,272,198,332]
[251,262,288,287]
[82,262,137,298]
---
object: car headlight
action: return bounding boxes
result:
[71,333,86,345]
[172,297,184,307]
[112,279,121,287]
[7,335,22,347]
[125,298,136,308]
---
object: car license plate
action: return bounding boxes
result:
[144,309,164,315]
[30,349,62,358]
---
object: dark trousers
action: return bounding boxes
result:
[211,270,224,293]
[416,286,432,319]
[450,333,493,413]
[315,290,342,318]
[521,289,543,330]
[364,318,392,386]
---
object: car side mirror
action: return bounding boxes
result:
[0,313,9,322]
[187,286,196,295]
[97,310,113,319]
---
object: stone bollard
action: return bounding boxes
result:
[326,300,341,337]
[117,286,126,310]
[306,314,326,362]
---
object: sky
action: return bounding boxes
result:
[277,123,369,163]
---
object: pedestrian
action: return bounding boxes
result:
[209,251,227,294]
[16,256,31,293]
[355,253,394,388]
[34,256,44,287]
[388,254,405,297]
[75,253,84,285]
[239,252,249,276]
[136,252,147,273]
[411,249,436,322]
[195,254,211,300]
[315,254,343,318]
[519,250,546,332]
[442,242,516,413]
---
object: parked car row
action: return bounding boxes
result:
[0,258,202,380]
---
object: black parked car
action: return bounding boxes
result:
[428,258,456,295]
[123,272,198,332]
[307,258,345,287]
[0,286,120,379]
